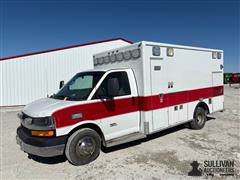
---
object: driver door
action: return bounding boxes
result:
[91,70,140,141]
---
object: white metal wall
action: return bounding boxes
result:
[0,39,129,106]
[0,62,2,106]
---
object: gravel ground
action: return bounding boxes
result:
[0,85,239,180]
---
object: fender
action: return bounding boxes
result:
[194,101,210,117]
[56,120,103,137]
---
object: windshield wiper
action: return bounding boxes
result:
[67,96,84,101]
[50,94,85,101]
[50,94,69,100]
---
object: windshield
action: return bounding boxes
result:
[51,71,105,101]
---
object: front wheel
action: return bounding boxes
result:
[65,128,101,166]
[189,107,207,130]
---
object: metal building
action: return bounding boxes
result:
[0,38,131,106]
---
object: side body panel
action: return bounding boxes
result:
[142,42,223,133]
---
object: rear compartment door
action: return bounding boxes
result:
[212,72,224,112]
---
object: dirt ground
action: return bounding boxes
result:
[0,85,239,180]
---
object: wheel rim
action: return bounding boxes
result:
[196,113,204,125]
[76,136,96,157]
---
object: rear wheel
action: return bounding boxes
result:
[189,107,206,129]
[65,128,101,166]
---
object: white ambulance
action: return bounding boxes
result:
[16,41,224,165]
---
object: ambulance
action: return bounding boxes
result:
[16,41,224,165]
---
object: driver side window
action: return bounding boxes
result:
[92,71,131,99]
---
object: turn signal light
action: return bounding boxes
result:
[31,130,54,137]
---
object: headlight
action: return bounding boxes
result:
[32,117,53,126]
[19,113,55,130]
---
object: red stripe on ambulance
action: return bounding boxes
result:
[53,85,223,128]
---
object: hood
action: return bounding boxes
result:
[23,98,81,117]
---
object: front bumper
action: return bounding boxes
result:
[16,126,67,157]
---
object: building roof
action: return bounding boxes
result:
[0,38,132,61]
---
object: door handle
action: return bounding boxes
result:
[159,93,164,99]
[132,97,136,105]
[159,94,164,103]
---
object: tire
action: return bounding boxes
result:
[65,128,101,166]
[189,107,207,130]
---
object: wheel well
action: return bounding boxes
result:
[68,123,106,145]
[195,101,210,115]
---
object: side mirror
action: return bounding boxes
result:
[107,78,119,98]
[59,81,64,89]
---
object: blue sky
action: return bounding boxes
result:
[0,0,239,72]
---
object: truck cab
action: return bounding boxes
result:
[17,68,142,165]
